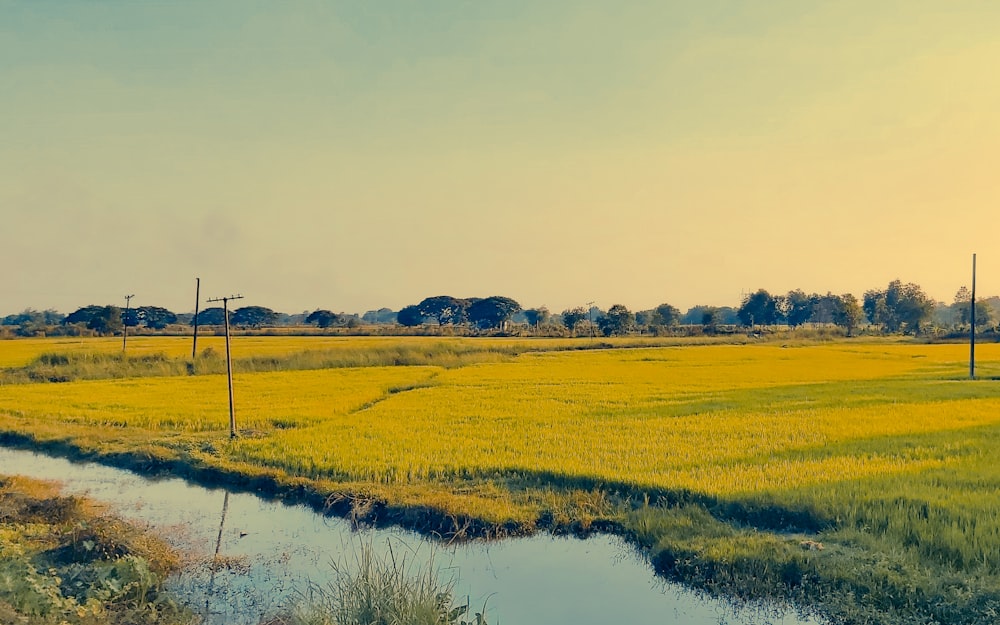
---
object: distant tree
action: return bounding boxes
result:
[831,293,864,336]
[64,305,107,326]
[810,293,839,324]
[523,307,551,328]
[136,306,177,330]
[417,296,469,325]
[275,311,308,326]
[952,286,993,329]
[306,309,341,328]
[362,308,396,324]
[232,306,278,329]
[717,306,740,325]
[2,309,63,327]
[378,308,397,323]
[738,289,782,326]
[2,310,34,326]
[2,309,63,336]
[561,307,588,335]
[122,308,142,328]
[864,280,935,334]
[862,289,888,330]
[396,305,424,327]
[192,307,227,326]
[783,289,813,327]
[63,305,122,334]
[653,303,681,327]
[467,296,521,330]
[701,307,721,331]
[599,304,634,336]
[91,306,124,335]
[681,306,709,325]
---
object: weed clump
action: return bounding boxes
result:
[281,539,491,625]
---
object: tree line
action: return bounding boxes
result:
[2,279,996,338]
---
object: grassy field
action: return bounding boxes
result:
[2,336,1000,623]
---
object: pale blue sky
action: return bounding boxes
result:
[3,1,998,315]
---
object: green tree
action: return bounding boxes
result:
[952,286,993,329]
[2,308,63,336]
[232,306,278,329]
[598,304,634,336]
[864,280,935,334]
[417,296,469,325]
[92,306,123,335]
[560,307,587,335]
[783,289,813,327]
[396,305,424,327]
[653,303,681,327]
[738,289,781,326]
[362,308,396,324]
[64,305,107,326]
[122,308,142,327]
[701,307,721,332]
[523,307,551,328]
[306,309,341,328]
[467,296,521,330]
[63,305,123,335]
[192,307,227,326]
[136,306,177,330]
[832,293,864,336]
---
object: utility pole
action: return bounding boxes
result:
[122,294,135,352]
[971,253,977,380]
[192,278,201,359]
[587,301,595,340]
[207,294,243,438]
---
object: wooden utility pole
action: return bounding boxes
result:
[192,278,201,359]
[122,294,135,352]
[971,254,977,380]
[207,294,243,438]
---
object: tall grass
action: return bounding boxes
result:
[285,540,489,625]
[0,334,756,378]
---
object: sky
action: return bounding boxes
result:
[2,1,999,316]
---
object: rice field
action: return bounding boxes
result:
[2,336,1000,623]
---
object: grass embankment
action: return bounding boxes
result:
[0,334,750,380]
[3,338,1000,623]
[0,474,192,625]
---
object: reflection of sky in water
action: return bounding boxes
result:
[2,448,821,625]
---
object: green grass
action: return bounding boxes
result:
[278,540,490,625]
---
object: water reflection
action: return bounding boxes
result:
[2,448,820,625]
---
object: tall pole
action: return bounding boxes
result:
[122,294,135,352]
[208,294,243,438]
[587,301,595,340]
[971,253,977,380]
[192,278,201,359]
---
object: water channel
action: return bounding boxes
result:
[1,447,821,625]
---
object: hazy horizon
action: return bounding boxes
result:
[4,2,998,318]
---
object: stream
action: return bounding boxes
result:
[1,447,821,625]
